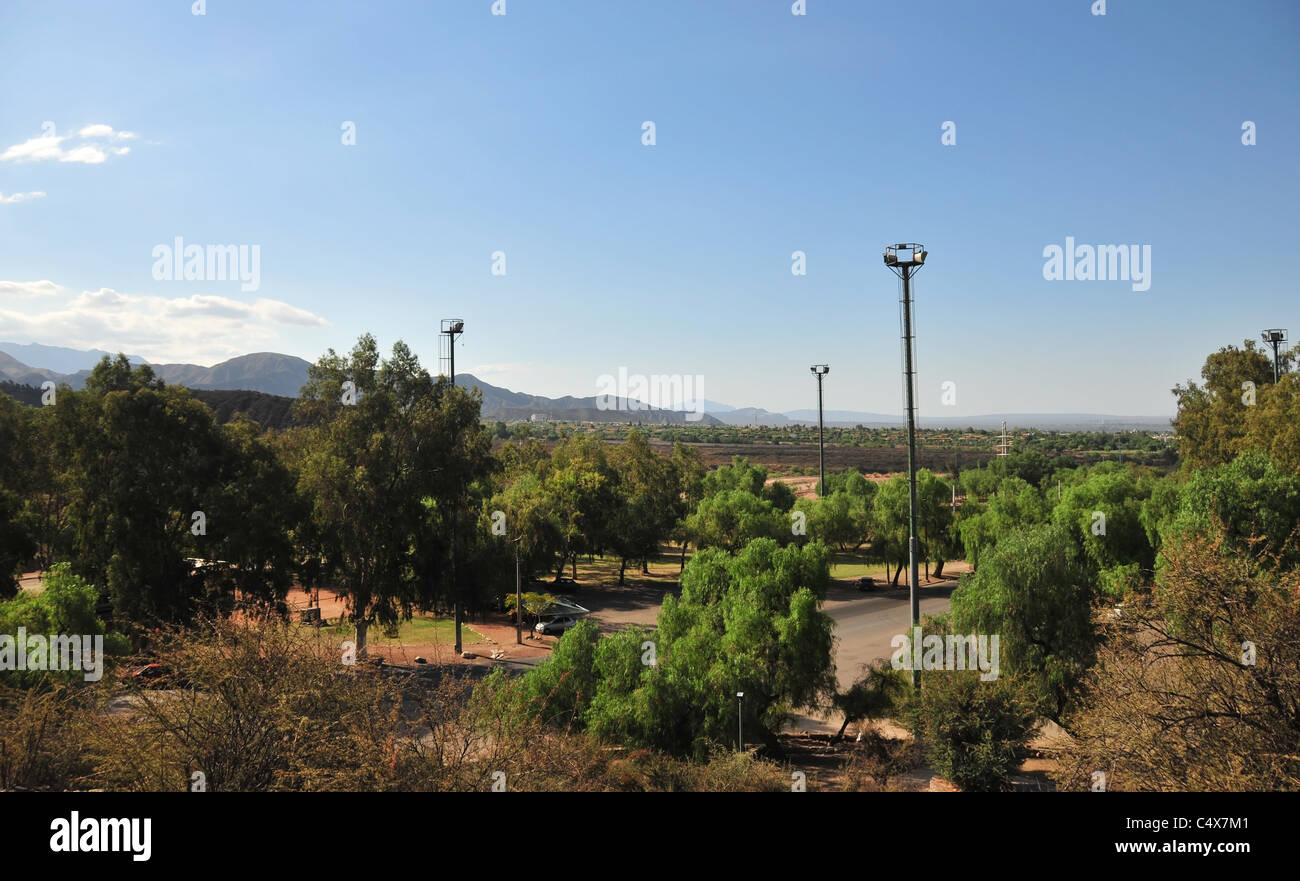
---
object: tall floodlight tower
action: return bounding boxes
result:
[441,319,465,653]
[883,243,927,688]
[1262,329,1288,384]
[811,365,830,496]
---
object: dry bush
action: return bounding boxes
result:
[0,682,97,790]
[839,726,923,792]
[1054,530,1300,791]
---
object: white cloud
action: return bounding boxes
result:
[78,124,136,140]
[0,191,46,204]
[59,145,108,164]
[0,280,65,298]
[0,286,330,364]
[0,124,139,164]
[0,136,66,163]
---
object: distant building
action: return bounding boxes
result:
[530,413,550,423]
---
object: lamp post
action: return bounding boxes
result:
[811,365,830,496]
[883,243,927,688]
[736,691,745,751]
[513,536,523,646]
[1262,329,1288,384]
[442,319,465,653]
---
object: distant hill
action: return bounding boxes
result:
[189,388,298,430]
[457,374,725,426]
[0,341,147,374]
[150,353,311,398]
[0,345,1173,430]
[0,347,311,398]
[709,407,792,426]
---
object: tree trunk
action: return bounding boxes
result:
[934,559,945,578]
[679,541,688,573]
[355,618,369,659]
[641,559,650,574]
[925,559,930,581]
[618,558,627,586]
[831,715,852,744]
[892,560,904,586]
[571,555,577,579]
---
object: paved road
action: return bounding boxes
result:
[483,577,958,691]
[822,581,957,690]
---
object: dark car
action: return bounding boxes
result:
[855,576,878,592]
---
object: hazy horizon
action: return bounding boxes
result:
[2,1,1296,419]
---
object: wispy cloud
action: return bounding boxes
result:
[0,280,65,298]
[0,191,46,204]
[77,124,136,140]
[0,123,138,165]
[0,285,330,364]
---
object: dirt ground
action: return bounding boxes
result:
[768,473,896,499]
[649,439,994,475]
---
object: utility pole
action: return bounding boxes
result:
[736,691,745,750]
[514,538,523,646]
[811,365,830,495]
[996,421,1011,458]
[884,244,927,688]
[441,319,465,653]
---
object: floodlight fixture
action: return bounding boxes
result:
[1262,328,1288,383]
[884,243,927,270]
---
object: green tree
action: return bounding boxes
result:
[53,356,296,623]
[608,430,680,583]
[701,456,767,497]
[1242,372,1300,476]
[683,490,787,553]
[956,476,1051,570]
[534,539,836,757]
[949,523,1097,721]
[1050,467,1154,573]
[0,395,35,597]
[904,670,1038,791]
[1172,340,1275,469]
[544,435,620,580]
[1160,451,1300,571]
[293,335,493,655]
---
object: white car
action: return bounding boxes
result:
[534,615,580,636]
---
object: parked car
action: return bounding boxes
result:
[855,576,878,591]
[534,615,581,636]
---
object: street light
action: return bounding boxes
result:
[442,319,466,653]
[736,691,745,750]
[441,319,464,382]
[1262,329,1288,384]
[811,365,830,496]
[512,536,523,646]
[883,243,927,688]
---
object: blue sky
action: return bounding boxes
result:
[1,0,1297,418]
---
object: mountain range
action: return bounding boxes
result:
[0,344,1173,431]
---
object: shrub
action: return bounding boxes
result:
[904,671,1038,791]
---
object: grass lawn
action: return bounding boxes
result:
[324,616,483,646]
[828,554,891,581]
[564,545,687,589]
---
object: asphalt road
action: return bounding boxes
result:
[823,581,958,690]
